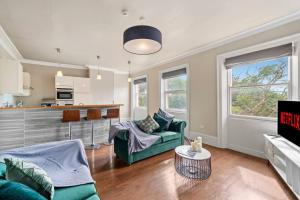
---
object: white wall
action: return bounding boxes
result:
[227,118,277,158]
[114,73,130,121]
[89,69,114,104]
[89,69,130,119]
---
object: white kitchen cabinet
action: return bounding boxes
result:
[0,59,23,95]
[74,93,92,105]
[55,76,74,88]
[23,72,31,89]
[17,72,31,96]
[73,77,90,93]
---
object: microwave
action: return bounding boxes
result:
[56,88,73,100]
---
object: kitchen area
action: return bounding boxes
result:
[0,59,130,151]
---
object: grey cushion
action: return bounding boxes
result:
[157,108,175,129]
[136,115,160,134]
[4,157,54,200]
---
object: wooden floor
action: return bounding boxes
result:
[86,145,296,200]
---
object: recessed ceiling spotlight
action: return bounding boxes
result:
[121,9,128,16]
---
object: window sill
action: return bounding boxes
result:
[229,114,277,122]
[166,109,187,114]
[136,107,147,109]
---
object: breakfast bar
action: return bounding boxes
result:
[0,104,122,151]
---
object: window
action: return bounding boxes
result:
[162,68,187,111]
[133,77,147,108]
[227,44,292,118]
[136,82,147,107]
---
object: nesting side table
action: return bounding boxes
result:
[175,145,211,180]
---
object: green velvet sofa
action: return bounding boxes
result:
[114,119,187,165]
[0,162,100,200]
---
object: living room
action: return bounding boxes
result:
[0,1,300,200]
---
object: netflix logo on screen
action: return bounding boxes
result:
[280,112,300,131]
[278,101,300,147]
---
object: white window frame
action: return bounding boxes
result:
[135,82,147,108]
[163,78,187,112]
[227,56,292,120]
[131,75,148,118]
[217,33,300,148]
[159,64,190,114]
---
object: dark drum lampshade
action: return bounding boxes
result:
[123,25,162,55]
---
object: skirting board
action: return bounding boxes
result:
[228,143,266,159]
[189,131,219,147]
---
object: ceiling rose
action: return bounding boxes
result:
[123,25,162,55]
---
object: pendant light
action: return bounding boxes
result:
[128,60,132,83]
[96,55,102,80]
[123,17,162,55]
[55,48,63,77]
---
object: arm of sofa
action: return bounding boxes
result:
[168,119,187,134]
[115,129,130,141]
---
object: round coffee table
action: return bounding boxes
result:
[175,145,211,180]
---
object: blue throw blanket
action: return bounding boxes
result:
[109,121,160,153]
[0,139,94,187]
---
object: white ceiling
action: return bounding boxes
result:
[0,0,300,72]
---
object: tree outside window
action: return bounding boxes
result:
[230,56,289,118]
[136,83,147,108]
[164,75,187,111]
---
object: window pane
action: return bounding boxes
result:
[231,85,288,118]
[166,93,186,110]
[165,75,187,91]
[138,94,147,107]
[137,83,147,94]
[232,56,288,87]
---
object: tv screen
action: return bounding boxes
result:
[278,101,300,147]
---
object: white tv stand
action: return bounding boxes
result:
[264,134,300,199]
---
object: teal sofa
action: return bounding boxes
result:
[0,162,100,200]
[114,119,186,165]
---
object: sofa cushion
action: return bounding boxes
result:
[86,194,101,200]
[153,113,169,132]
[54,183,98,200]
[135,115,160,134]
[156,131,181,142]
[4,157,55,200]
[0,179,47,200]
[0,162,6,179]
[157,108,175,129]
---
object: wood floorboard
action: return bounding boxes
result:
[86,144,297,200]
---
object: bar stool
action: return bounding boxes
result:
[104,108,120,126]
[62,110,81,140]
[85,109,101,149]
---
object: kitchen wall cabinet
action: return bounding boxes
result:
[55,76,74,88]
[55,76,91,105]
[17,72,31,96]
[0,59,23,95]
[73,77,90,93]
[74,93,92,105]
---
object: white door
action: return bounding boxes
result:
[131,76,148,120]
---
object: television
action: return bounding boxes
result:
[278,101,300,147]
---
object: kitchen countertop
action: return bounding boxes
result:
[0,104,123,110]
